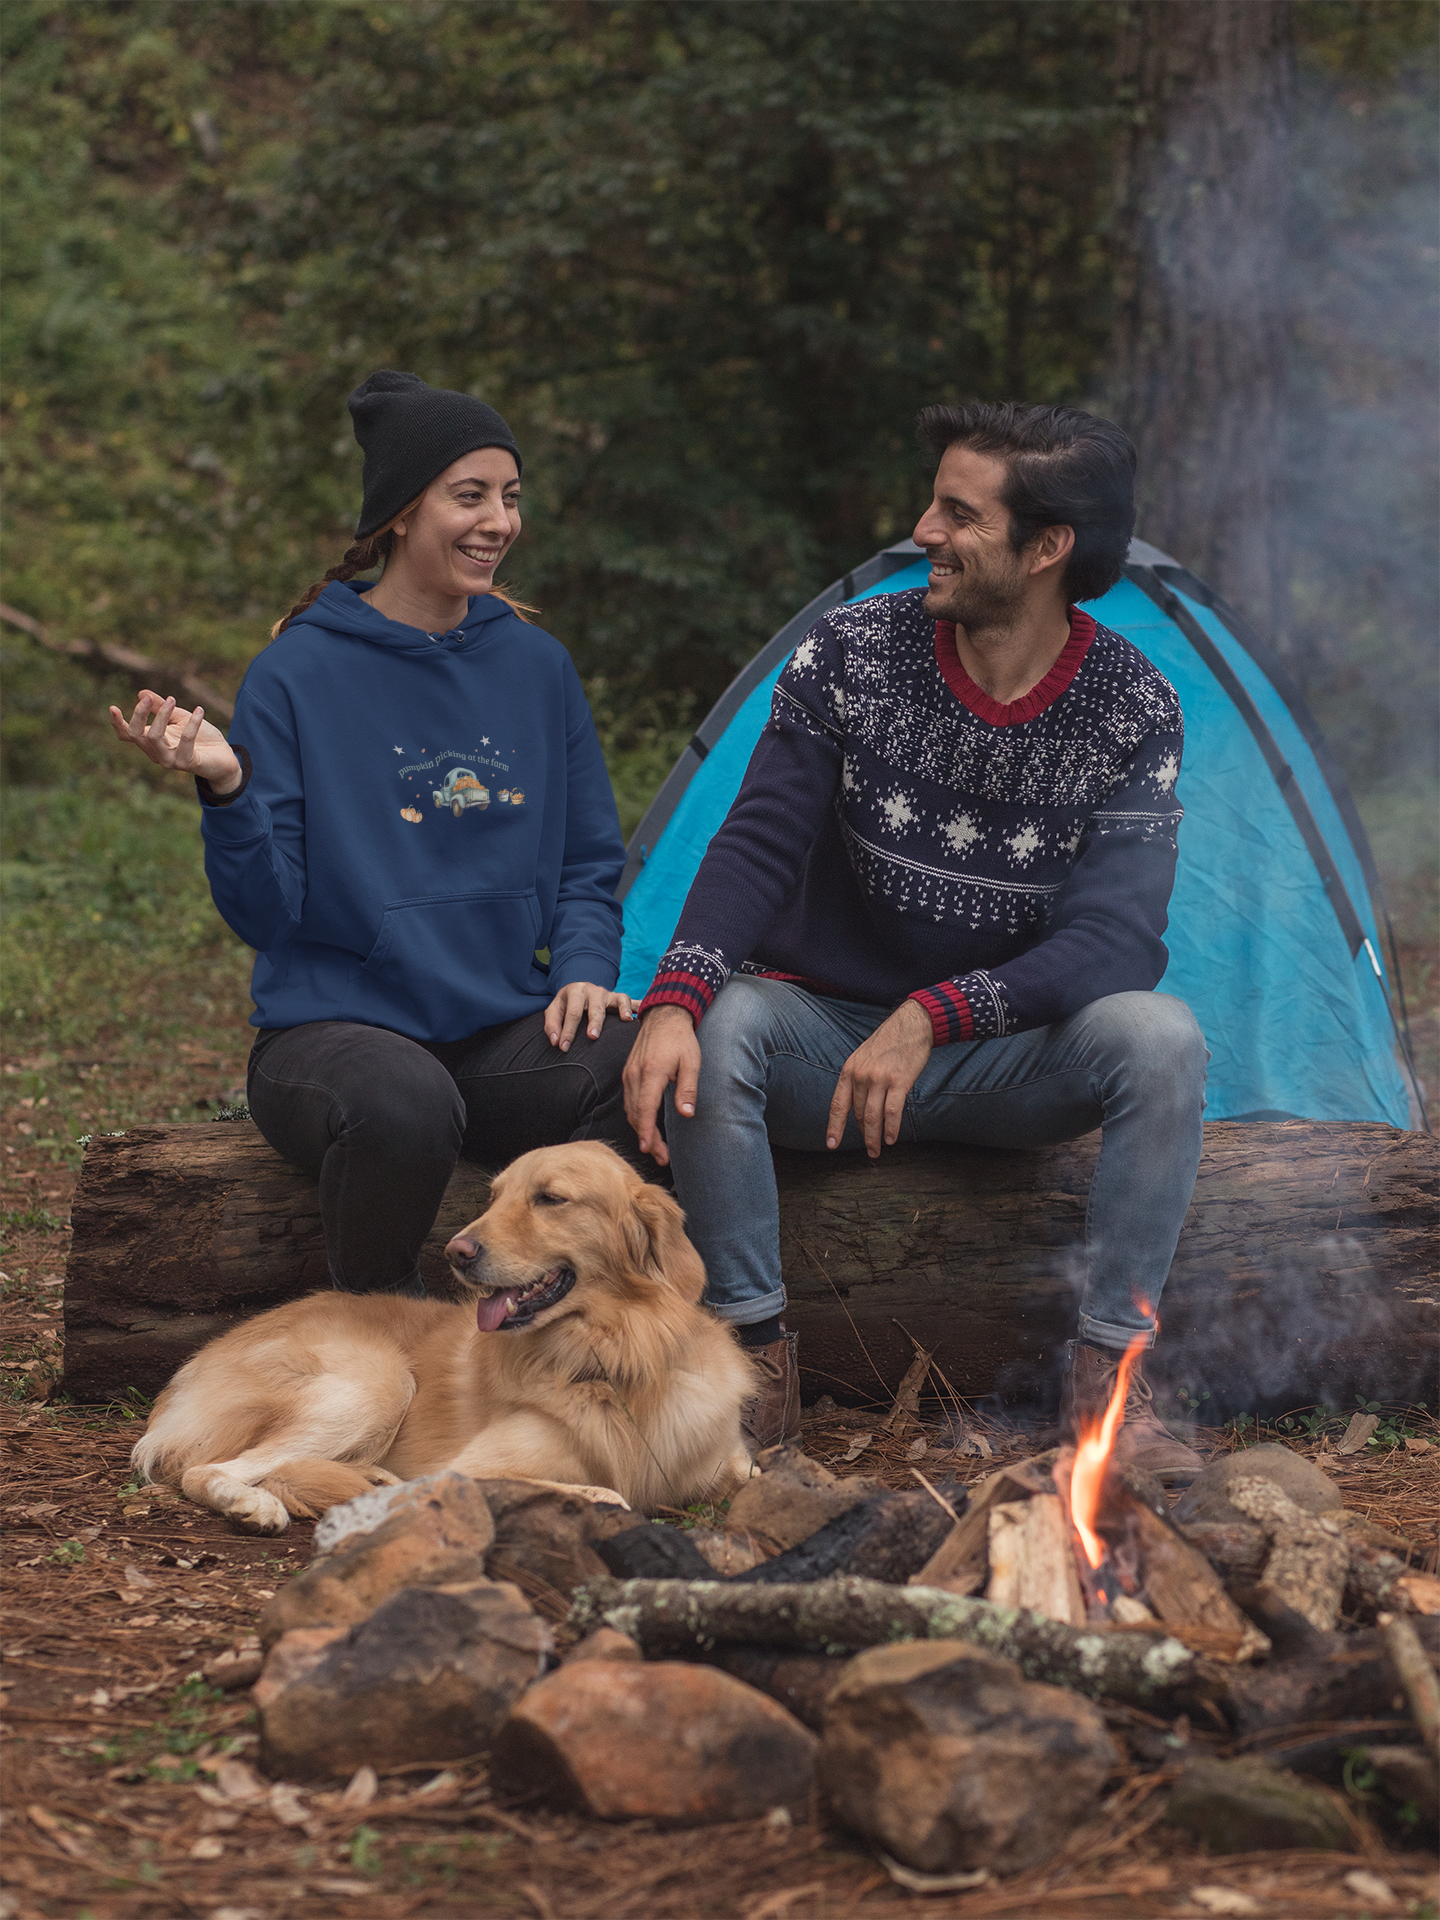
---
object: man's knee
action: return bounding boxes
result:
[1080,992,1207,1097]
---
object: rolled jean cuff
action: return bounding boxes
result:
[709,1287,787,1327]
[1077,1310,1156,1351]
[332,1266,428,1300]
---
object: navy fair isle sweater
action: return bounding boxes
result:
[639,590,1185,1044]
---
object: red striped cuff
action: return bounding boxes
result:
[909,981,976,1048]
[639,970,715,1025]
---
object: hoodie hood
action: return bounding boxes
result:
[285,578,518,656]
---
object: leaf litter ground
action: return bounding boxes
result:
[2,1032,1438,1916]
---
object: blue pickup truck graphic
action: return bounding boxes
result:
[432,767,490,816]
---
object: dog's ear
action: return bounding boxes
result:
[625,1183,706,1304]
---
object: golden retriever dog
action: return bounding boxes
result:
[131,1142,755,1533]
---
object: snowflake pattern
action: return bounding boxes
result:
[1005,822,1043,867]
[881,790,917,834]
[645,589,1185,1039]
[942,812,982,857]
[767,591,1183,938]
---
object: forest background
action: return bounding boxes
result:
[2,0,1436,1158]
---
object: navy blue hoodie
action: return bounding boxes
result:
[200,581,625,1041]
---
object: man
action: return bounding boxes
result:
[623,402,1207,1480]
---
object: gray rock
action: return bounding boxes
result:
[494,1659,816,1826]
[818,1640,1117,1876]
[257,1580,549,1779]
[1173,1445,1340,1530]
[313,1476,413,1555]
[262,1474,495,1645]
[1365,1747,1439,1828]
[1164,1756,1354,1852]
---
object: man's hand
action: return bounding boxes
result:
[622,1005,700,1167]
[108,690,243,791]
[544,983,634,1051]
[827,997,934,1158]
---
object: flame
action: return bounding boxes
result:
[1067,1325,1150,1571]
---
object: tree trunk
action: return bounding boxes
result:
[61,1119,1437,1414]
[1104,1,1294,644]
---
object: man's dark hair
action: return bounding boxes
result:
[916,402,1137,603]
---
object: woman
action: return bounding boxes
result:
[110,369,639,1297]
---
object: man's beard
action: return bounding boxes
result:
[922,552,1028,633]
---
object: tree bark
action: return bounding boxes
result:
[1104,1,1295,643]
[568,1574,1227,1714]
[60,1119,1437,1410]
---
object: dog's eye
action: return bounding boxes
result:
[534,1192,569,1208]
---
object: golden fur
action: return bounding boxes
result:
[132,1142,755,1533]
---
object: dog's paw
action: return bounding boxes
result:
[361,1467,402,1488]
[180,1465,290,1534]
[221,1486,291,1535]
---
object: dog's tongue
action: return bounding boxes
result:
[476,1291,517,1333]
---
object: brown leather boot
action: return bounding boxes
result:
[1060,1340,1204,1485]
[739,1329,802,1454]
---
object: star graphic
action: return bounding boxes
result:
[481,736,490,746]
[393,746,403,754]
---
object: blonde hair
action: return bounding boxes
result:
[271,493,537,638]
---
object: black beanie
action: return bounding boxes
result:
[347,370,523,539]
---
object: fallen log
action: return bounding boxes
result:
[568,1573,1228,1714]
[61,1117,1438,1409]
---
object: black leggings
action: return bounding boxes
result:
[247,1012,645,1296]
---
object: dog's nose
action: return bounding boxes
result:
[446,1234,479,1262]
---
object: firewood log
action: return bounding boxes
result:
[62,1118,1438,1407]
[1226,1621,1439,1738]
[1108,1485,1270,1662]
[569,1573,1228,1713]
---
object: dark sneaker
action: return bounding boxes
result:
[1060,1339,1204,1485]
[739,1329,802,1454]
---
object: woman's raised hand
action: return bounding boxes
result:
[545,982,635,1051]
[108,690,243,792]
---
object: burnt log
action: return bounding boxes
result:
[61,1118,1438,1410]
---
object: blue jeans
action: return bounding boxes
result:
[664,979,1207,1352]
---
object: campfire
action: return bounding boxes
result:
[904,1344,1263,1661]
[221,1341,1437,1890]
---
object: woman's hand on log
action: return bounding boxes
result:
[828,998,934,1158]
[108,690,243,791]
[545,983,634,1052]
[622,1005,700,1167]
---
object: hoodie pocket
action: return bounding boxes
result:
[341,888,545,1037]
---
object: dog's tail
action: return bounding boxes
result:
[253,1458,389,1521]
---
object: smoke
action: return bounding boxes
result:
[1284,53,1439,944]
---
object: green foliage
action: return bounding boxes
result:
[1,0,1117,734]
[1352,1395,1430,1447]
[345,1825,385,1880]
[1274,1404,1342,1439]
[1,772,252,1067]
[88,1676,233,1779]
[224,1,1117,707]
[0,1204,65,1235]
[1,0,1434,994]
[50,1537,86,1564]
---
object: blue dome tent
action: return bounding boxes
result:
[617,539,1422,1128]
